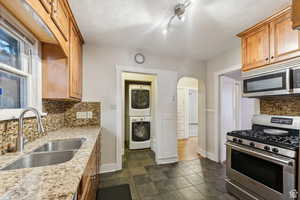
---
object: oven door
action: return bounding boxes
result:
[226,142,296,200]
[243,69,291,97]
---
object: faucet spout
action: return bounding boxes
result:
[16,107,45,152]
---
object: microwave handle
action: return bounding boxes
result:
[286,68,291,92]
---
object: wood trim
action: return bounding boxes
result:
[51,0,69,41]
[237,6,291,37]
[25,0,69,56]
[64,0,84,43]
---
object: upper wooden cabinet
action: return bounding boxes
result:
[238,7,300,71]
[69,23,83,99]
[241,25,270,71]
[51,0,69,41]
[292,0,300,30]
[270,10,300,63]
[1,0,84,100]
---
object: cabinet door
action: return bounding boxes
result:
[292,0,300,29]
[69,24,82,99]
[39,0,52,13]
[51,0,69,41]
[270,11,300,63]
[242,25,270,71]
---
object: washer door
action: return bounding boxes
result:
[132,121,150,142]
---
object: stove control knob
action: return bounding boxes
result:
[233,138,237,142]
[272,148,279,153]
[238,139,243,144]
[250,142,255,147]
[264,146,270,151]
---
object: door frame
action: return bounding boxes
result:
[214,65,260,162]
[116,65,159,171]
[176,76,206,158]
[214,65,242,162]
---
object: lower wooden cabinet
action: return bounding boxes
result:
[77,133,101,200]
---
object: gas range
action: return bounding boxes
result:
[227,115,300,158]
[226,114,300,200]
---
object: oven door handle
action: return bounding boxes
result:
[226,142,294,166]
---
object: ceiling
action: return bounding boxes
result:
[69,0,290,61]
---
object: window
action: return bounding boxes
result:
[0,6,41,120]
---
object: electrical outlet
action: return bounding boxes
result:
[76,112,81,119]
[76,112,87,119]
[87,111,93,119]
[82,112,87,119]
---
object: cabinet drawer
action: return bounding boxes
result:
[51,0,69,41]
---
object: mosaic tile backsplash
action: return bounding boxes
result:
[0,101,100,154]
[260,96,300,116]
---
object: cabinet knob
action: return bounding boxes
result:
[265,58,269,61]
[271,56,274,59]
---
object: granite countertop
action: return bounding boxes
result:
[0,127,101,200]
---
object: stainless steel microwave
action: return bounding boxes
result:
[243,69,292,97]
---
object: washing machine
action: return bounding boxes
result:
[129,116,151,149]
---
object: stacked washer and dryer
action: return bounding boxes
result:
[127,84,151,150]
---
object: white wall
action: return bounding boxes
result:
[82,45,206,167]
[205,46,241,160]
[241,98,257,130]
[220,76,236,162]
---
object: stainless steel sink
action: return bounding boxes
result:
[1,151,77,171]
[33,138,86,152]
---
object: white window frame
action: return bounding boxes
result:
[0,6,42,121]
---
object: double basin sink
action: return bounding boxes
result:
[1,138,86,171]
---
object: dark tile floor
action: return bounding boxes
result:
[100,149,238,200]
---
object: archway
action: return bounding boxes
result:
[177,77,204,161]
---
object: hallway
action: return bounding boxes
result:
[177,137,201,161]
[100,149,237,200]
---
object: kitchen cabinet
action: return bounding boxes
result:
[240,25,270,71]
[77,133,101,200]
[238,7,300,72]
[51,0,69,41]
[69,23,83,99]
[21,0,84,100]
[292,0,300,30]
[39,0,52,13]
[270,11,300,63]
[24,0,69,56]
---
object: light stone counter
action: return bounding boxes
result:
[0,127,101,200]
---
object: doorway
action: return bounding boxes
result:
[219,69,258,163]
[122,72,157,166]
[177,77,200,161]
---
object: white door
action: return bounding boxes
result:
[188,89,198,137]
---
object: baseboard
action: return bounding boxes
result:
[100,163,119,174]
[151,138,157,153]
[198,148,207,158]
[206,152,219,162]
[156,156,178,165]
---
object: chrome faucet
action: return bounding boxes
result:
[16,107,45,152]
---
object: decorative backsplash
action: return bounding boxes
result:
[260,96,300,116]
[0,101,101,155]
